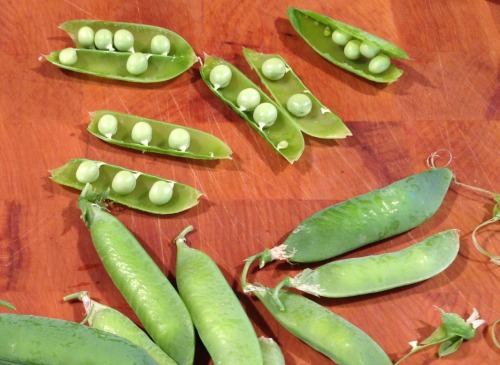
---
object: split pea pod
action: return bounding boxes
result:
[0,314,158,364]
[50,158,202,214]
[200,55,305,164]
[78,185,195,365]
[287,7,409,83]
[174,226,263,365]
[88,110,232,160]
[242,47,351,139]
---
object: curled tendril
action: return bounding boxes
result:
[426,149,453,168]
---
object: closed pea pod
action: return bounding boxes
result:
[259,337,285,365]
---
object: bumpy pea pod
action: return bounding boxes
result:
[0,299,15,311]
[287,7,409,83]
[64,291,177,365]
[242,47,351,139]
[259,337,285,365]
[174,226,263,365]
[0,314,158,364]
[88,110,232,160]
[200,55,305,164]
[248,167,453,267]
[78,185,195,365]
[50,158,202,214]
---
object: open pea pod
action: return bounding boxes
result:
[287,7,409,83]
[88,110,232,160]
[50,158,202,214]
[242,48,351,139]
[200,55,304,164]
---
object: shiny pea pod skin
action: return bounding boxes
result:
[50,158,202,214]
[79,191,195,365]
[259,337,285,365]
[242,48,351,139]
[175,228,263,365]
[0,314,158,365]
[251,288,392,365]
[89,110,232,160]
[267,167,453,264]
[287,7,409,83]
[289,229,460,298]
[200,55,304,164]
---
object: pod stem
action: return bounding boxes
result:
[78,183,109,227]
[174,225,194,247]
[0,299,15,311]
[271,277,293,311]
[63,291,95,325]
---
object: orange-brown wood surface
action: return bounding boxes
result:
[1,0,499,364]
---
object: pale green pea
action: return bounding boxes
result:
[112,170,137,195]
[344,39,362,60]
[114,29,135,52]
[253,103,278,128]
[331,29,352,46]
[149,181,174,205]
[360,41,380,58]
[323,26,331,37]
[150,35,170,55]
[126,53,149,75]
[77,26,95,48]
[58,48,78,65]
[98,114,118,138]
[286,93,312,117]
[131,121,153,146]
[75,160,100,183]
[237,88,261,111]
[261,58,286,81]
[369,54,391,74]
[168,128,190,151]
[94,29,114,50]
[209,64,232,89]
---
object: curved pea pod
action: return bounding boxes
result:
[242,47,351,139]
[200,55,305,164]
[88,110,233,160]
[78,186,195,365]
[0,314,158,364]
[259,337,285,365]
[287,7,409,83]
[174,226,263,365]
[50,158,202,214]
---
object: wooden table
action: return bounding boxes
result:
[1,0,499,364]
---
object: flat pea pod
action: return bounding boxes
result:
[245,286,392,365]
[200,55,305,164]
[88,110,233,160]
[78,186,195,365]
[174,226,263,365]
[50,158,202,214]
[0,314,158,364]
[242,47,351,139]
[259,337,285,365]
[287,7,409,83]
[273,229,460,301]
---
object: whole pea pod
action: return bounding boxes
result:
[259,337,285,365]
[287,7,409,83]
[78,185,195,365]
[0,314,158,364]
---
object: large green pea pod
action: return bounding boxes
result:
[0,314,158,364]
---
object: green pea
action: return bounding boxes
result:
[360,41,380,58]
[149,181,174,205]
[77,26,95,48]
[58,47,78,65]
[94,28,114,50]
[343,39,362,60]
[131,121,153,146]
[112,170,137,195]
[126,52,149,75]
[331,29,352,46]
[76,160,100,183]
[150,34,170,55]
[237,88,261,111]
[209,64,232,89]
[168,128,190,151]
[261,57,287,80]
[97,114,118,138]
[114,29,135,52]
[253,102,278,128]
[286,93,312,117]
[368,54,391,74]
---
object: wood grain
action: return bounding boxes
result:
[1,0,499,364]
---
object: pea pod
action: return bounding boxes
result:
[88,110,233,160]
[174,226,263,365]
[287,7,409,83]
[242,48,351,139]
[0,314,158,364]
[259,337,285,365]
[50,158,202,214]
[200,55,305,164]
[78,185,195,365]
[0,299,15,311]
